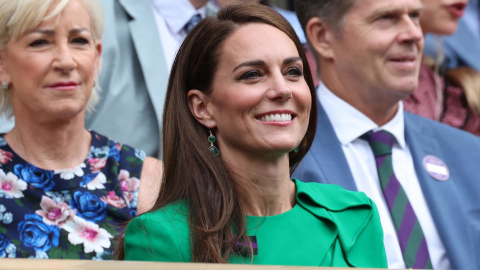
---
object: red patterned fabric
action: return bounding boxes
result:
[403,63,480,136]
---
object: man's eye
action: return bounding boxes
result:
[239,70,262,80]
[286,67,303,77]
[379,14,394,20]
[29,40,48,47]
[410,12,420,19]
[72,38,89,45]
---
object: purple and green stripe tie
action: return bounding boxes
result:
[362,130,433,269]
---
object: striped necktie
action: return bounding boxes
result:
[183,14,202,34]
[362,130,432,269]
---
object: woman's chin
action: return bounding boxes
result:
[426,22,460,36]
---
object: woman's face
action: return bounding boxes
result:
[0,0,101,121]
[207,23,311,159]
[420,0,469,35]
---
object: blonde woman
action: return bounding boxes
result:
[404,0,480,135]
[0,0,159,260]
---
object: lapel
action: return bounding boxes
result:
[310,101,358,191]
[445,19,480,72]
[118,0,169,124]
[404,113,471,269]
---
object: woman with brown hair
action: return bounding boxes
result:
[116,4,387,267]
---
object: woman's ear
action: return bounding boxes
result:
[306,17,335,60]
[187,89,217,128]
[94,41,102,75]
[0,52,11,83]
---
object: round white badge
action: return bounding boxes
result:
[423,155,449,181]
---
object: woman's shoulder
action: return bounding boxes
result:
[294,179,373,212]
[132,201,188,224]
[124,201,191,262]
[127,200,190,238]
[89,130,146,166]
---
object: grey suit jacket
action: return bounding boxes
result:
[293,101,480,270]
[89,1,217,157]
[87,0,168,157]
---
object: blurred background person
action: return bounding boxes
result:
[0,0,159,260]
[118,4,386,267]
[88,0,216,159]
[423,0,480,73]
[404,0,480,135]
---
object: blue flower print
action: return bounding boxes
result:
[18,214,60,252]
[92,250,113,260]
[29,250,48,259]
[6,243,16,258]
[0,137,6,147]
[69,191,106,222]
[14,164,55,191]
[0,204,5,212]
[0,231,11,258]
[80,173,99,187]
[135,149,146,161]
[86,146,95,159]
[109,146,121,162]
[3,212,12,224]
[92,146,110,159]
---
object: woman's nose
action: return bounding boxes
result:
[266,73,293,102]
[52,46,77,73]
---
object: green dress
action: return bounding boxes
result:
[124,180,387,267]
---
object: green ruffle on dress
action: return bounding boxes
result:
[124,179,387,268]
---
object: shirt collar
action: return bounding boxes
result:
[151,0,207,35]
[317,83,406,149]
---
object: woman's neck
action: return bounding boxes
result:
[221,148,296,217]
[4,113,91,170]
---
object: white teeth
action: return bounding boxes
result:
[258,113,293,122]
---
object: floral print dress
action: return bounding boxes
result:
[0,131,145,260]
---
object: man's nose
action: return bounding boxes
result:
[398,16,423,45]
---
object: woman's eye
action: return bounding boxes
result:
[286,67,303,77]
[239,70,262,80]
[71,37,90,45]
[29,39,48,47]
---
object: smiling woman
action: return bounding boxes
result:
[118,4,387,267]
[0,0,161,260]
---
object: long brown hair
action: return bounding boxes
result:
[115,4,317,262]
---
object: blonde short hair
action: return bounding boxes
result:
[0,0,104,118]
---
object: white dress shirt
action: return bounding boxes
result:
[318,84,451,269]
[150,0,207,71]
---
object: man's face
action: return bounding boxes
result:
[330,0,424,102]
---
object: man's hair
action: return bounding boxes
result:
[294,0,356,69]
[295,0,356,36]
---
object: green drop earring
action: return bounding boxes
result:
[208,130,219,157]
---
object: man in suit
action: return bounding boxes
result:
[293,0,480,269]
[90,0,215,158]
[423,0,480,72]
